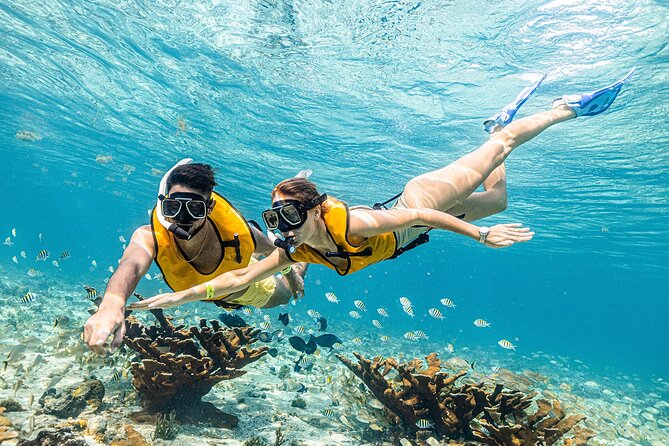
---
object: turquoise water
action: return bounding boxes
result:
[1,0,668,407]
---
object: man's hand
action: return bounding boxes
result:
[284,268,305,300]
[128,289,200,310]
[83,304,126,355]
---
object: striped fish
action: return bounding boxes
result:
[474,319,491,328]
[263,314,272,322]
[306,309,321,318]
[440,298,456,308]
[324,292,339,303]
[294,325,306,334]
[60,251,70,260]
[414,330,429,340]
[298,356,313,368]
[83,285,98,300]
[428,308,444,320]
[399,297,412,307]
[372,320,383,329]
[349,311,361,319]
[498,339,516,350]
[260,321,271,330]
[416,419,434,429]
[22,292,36,304]
[323,409,336,419]
[351,337,363,345]
[403,332,417,341]
[377,308,389,317]
[354,300,367,311]
[380,335,390,343]
[242,307,253,317]
[27,268,39,277]
[110,369,121,382]
[36,250,49,261]
[402,305,415,318]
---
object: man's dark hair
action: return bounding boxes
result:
[167,163,217,194]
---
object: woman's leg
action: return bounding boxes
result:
[400,106,575,212]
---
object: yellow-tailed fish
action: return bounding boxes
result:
[404,332,417,341]
[306,309,321,318]
[380,335,390,343]
[22,292,36,304]
[428,308,444,320]
[372,320,383,329]
[414,330,429,340]
[440,298,456,308]
[498,339,516,350]
[402,305,415,318]
[354,300,367,311]
[377,308,389,317]
[348,311,361,319]
[351,337,363,345]
[36,249,49,261]
[399,297,411,307]
[474,319,491,328]
[325,292,339,303]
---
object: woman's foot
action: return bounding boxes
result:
[552,68,635,117]
[484,74,548,134]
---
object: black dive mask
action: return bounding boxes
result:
[262,194,327,232]
[160,192,211,225]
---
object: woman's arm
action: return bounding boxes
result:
[128,249,294,310]
[349,208,533,248]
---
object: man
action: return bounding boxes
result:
[84,161,307,354]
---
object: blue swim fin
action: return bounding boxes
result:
[484,74,548,134]
[552,68,636,117]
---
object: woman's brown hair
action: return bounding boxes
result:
[272,178,330,211]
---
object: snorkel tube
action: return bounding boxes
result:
[266,230,296,254]
[157,158,193,241]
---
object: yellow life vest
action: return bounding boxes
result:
[151,191,256,297]
[288,197,397,276]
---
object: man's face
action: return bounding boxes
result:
[165,184,212,236]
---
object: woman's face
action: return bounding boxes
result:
[272,192,321,247]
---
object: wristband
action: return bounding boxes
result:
[280,266,292,275]
[205,283,215,300]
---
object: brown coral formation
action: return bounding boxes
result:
[124,314,268,428]
[336,352,595,445]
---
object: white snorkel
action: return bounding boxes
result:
[157,158,194,241]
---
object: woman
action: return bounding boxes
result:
[130,69,634,310]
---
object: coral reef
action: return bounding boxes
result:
[16,427,87,446]
[124,313,268,428]
[110,425,151,446]
[38,379,104,418]
[337,352,596,445]
[0,399,23,412]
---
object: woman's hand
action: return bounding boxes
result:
[128,289,200,310]
[484,223,534,248]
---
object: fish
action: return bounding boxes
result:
[288,335,318,355]
[380,335,390,343]
[12,256,17,264]
[263,315,272,322]
[60,251,70,260]
[314,334,343,351]
[402,305,415,318]
[348,310,361,319]
[314,316,327,332]
[354,300,367,311]
[153,273,163,280]
[372,320,383,329]
[52,260,59,268]
[351,337,363,345]
[242,307,253,317]
[414,330,429,340]
[260,321,272,330]
[91,260,97,267]
[377,308,389,317]
[295,383,308,393]
[218,312,248,328]
[13,379,23,396]
[20,251,26,259]
[110,369,121,382]
[399,297,412,307]
[84,285,98,300]
[428,308,444,320]
[28,394,34,407]
[38,233,42,242]
[268,347,278,357]
[325,376,333,384]
[119,235,127,243]
[404,332,417,341]
[108,265,114,273]
[306,309,321,318]
[498,339,516,350]
[144,273,151,280]
[416,419,434,429]
[22,292,36,304]
[295,356,314,372]
[440,298,456,308]
[3,237,13,246]
[278,312,290,326]
[258,331,273,342]
[11,228,16,237]
[324,292,339,303]
[474,319,491,328]
[323,409,336,419]
[36,249,49,261]
[293,325,306,335]
[27,268,40,277]
[4,344,26,369]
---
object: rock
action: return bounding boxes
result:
[87,415,107,435]
[17,427,87,446]
[110,425,151,446]
[0,399,23,412]
[40,379,105,418]
[290,396,307,409]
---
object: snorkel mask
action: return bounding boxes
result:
[157,158,210,241]
[262,194,327,232]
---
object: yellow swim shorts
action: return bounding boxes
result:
[223,257,277,308]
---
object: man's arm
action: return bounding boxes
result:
[83,226,154,354]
